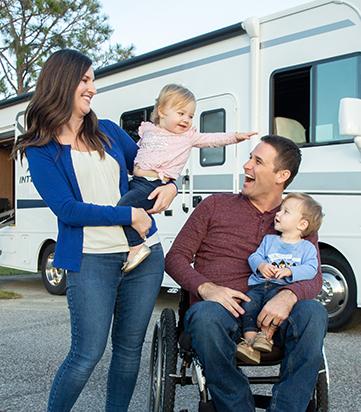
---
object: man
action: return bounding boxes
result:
[165,135,328,412]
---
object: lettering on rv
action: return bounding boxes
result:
[19,174,32,183]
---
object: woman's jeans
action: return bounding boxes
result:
[117,176,163,247]
[47,243,164,412]
[184,299,328,412]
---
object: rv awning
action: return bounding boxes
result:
[0,130,15,143]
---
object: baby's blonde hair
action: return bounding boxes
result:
[151,84,196,125]
[283,192,324,237]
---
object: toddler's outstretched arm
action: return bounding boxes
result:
[235,131,257,142]
[192,130,257,148]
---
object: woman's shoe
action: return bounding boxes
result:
[252,331,273,353]
[236,340,260,364]
[123,244,151,273]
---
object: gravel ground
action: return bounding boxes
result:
[0,274,360,412]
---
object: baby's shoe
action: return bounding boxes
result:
[236,339,260,364]
[122,244,151,273]
[252,331,273,353]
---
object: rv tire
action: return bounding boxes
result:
[319,249,356,331]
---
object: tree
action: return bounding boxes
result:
[0,0,134,98]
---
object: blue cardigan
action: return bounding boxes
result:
[26,119,157,272]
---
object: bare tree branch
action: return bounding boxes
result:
[0,53,17,94]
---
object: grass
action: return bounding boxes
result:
[0,266,30,276]
[0,267,27,299]
[0,289,22,299]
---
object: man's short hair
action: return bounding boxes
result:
[261,135,302,188]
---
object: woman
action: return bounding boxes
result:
[13,49,177,411]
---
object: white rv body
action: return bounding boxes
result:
[0,0,360,328]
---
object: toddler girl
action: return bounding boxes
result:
[119,84,255,272]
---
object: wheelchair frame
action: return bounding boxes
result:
[148,290,329,412]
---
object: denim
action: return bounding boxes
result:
[48,243,164,412]
[242,282,282,333]
[117,176,164,246]
[184,299,328,412]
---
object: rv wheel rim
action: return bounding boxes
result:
[45,253,65,286]
[318,264,348,319]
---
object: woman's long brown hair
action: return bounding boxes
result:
[12,49,110,160]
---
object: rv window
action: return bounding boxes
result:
[0,134,15,226]
[200,109,226,167]
[120,106,153,142]
[272,53,361,145]
[273,67,311,144]
[314,56,359,143]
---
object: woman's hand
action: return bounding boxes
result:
[131,208,152,238]
[147,183,177,214]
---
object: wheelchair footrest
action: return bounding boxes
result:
[198,400,216,412]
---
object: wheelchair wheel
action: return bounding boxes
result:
[148,308,178,412]
[315,356,329,411]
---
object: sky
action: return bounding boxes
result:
[100,0,311,55]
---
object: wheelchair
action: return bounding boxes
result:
[148,289,329,412]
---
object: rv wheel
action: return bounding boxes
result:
[318,249,356,331]
[40,243,66,295]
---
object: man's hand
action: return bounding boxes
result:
[274,267,292,279]
[258,263,277,279]
[147,183,177,214]
[197,282,250,318]
[257,289,297,339]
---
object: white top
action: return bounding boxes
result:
[71,150,129,253]
[71,150,160,253]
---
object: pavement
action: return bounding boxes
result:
[0,274,361,412]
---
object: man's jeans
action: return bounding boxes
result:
[47,243,164,412]
[184,299,328,412]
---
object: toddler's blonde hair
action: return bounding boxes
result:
[283,192,324,237]
[151,84,196,125]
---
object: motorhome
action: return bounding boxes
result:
[1,0,361,330]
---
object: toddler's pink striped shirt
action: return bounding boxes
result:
[134,121,239,180]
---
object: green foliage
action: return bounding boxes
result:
[0,0,134,98]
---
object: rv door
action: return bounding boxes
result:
[189,93,239,207]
